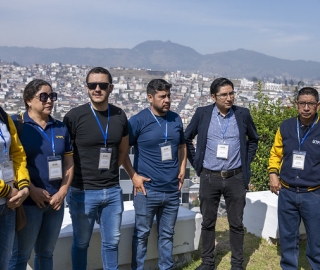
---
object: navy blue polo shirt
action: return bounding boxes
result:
[129,108,185,192]
[11,112,73,205]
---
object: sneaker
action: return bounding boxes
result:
[195,263,216,270]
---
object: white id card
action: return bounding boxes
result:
[98,148,112,169]
[159,142,172,161]
[217,144,229,159]
[292,150,306,170]
[0,160,14,187]
[47,155,62,180]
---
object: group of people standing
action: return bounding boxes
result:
[0,65,319,270]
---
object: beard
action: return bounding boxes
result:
[152,103,170,115]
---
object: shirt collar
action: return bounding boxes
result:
[213,105,233,118]
[23,111,55,127]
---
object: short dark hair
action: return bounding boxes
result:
[24,79,52,110]
[86,67,112,84]
[147,79,172,96]
[297,87,319,102]
[210,77,234,95]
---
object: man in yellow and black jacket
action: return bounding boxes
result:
[268,87,320,270]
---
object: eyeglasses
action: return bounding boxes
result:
[153,82,172,90]
[297,101,318,108]
[215,91,235,99]
[34,92,57,102]
[87,82,110,90]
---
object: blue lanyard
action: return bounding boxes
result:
[149,108,168,142]
[296,116,318,149]
[216,108,232,141]
[89,103,110,147]
[37,125,56,156]
[0,129,7,153]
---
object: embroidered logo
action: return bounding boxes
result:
[312,140,320,145]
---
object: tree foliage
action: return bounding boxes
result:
[249,81,297,191]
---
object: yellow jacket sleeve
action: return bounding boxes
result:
[8,115,30,190]
[268,128,283,175]
[0,180,11,197]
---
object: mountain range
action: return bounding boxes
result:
[1,40,319,79]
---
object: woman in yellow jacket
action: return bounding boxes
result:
[0,107,30,269]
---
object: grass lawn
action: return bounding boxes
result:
[180,217,311,270]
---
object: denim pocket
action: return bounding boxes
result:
[133,192,147,216]
[68,187,85,206]
[69,186,84,193]
[311,188,320,197]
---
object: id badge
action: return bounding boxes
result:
[47,155,62,180]
[292,150,306,170]
[159,141,172,161]
[0,160,14,187]
[217,144,229,159]
[98,148,112,170]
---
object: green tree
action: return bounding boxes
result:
[249,81,297,191]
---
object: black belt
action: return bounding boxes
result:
[280,179,320,193]
[202,167,242,178]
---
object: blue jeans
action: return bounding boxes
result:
[278,187,320,270]
[0,204,15,269]
[67,185,123,270]
[132,189,180,270]
[199,170,246,268]
[9,203,64,270]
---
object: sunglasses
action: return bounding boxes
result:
[87,82,110,90]
[34,92,58,102]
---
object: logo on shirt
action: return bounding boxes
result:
[55,136,64,139]
[312,139,320,145]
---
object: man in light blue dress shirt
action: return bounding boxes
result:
[185,77,259,270]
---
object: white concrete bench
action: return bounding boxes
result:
[243,191,306,242]
[28,201,202,270]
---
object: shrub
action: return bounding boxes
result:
[249,81,297,191]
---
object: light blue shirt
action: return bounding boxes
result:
[0,121,11,162]
[203,106,241,171]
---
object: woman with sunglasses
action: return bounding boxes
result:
[0,106,30,269]
[9,79,74,270]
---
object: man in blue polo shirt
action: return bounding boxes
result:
[122,79,187,270]
[269,87,320,269]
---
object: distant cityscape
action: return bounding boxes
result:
[1,61,317,126]
[1,61,318,210]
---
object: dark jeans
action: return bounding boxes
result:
[199,169,246,268]
[0,204,15,270]
[278,187,320,270]
[9,204,64,270]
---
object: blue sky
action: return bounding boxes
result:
[1,0,320,61]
